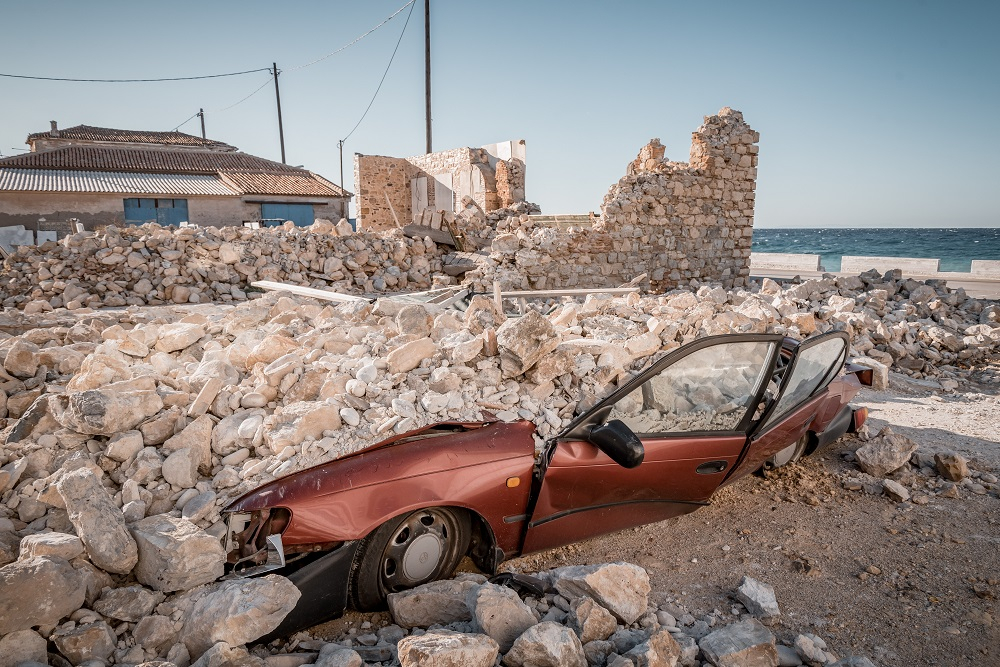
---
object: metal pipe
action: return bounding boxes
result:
[273,62,286,164]
[199,108,206,139]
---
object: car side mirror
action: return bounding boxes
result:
[587,420,644,469]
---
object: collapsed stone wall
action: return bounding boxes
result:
[0,221,443,311]
[468,108,758,293]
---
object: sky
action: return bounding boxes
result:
[1,0,997,228]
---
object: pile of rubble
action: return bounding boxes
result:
[1,263,999,663]
[265,563,875,667]
[842,427,997,503]
[0,220,443,312]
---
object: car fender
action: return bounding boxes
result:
[224,420,538,556]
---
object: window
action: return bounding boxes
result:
[760,336,847,430]
[608,341,775,434]
[123,198,188,226]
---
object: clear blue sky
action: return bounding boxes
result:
[1,0,997,227]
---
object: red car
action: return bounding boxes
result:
[223,331,870,636]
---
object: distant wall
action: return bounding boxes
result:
[471,108,758,292]
[354,140,526,232]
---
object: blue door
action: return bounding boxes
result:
[261,203,314,227]
[124,198,188,226]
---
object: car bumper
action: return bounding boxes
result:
[253,540,361,642]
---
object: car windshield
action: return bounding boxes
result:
[608,340,775,434]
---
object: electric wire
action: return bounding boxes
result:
[287,0,416,71]
[341,0,416,143]
[170,75,275,131]
[0,67,272,83]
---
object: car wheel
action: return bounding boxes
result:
[350,507,471,611]
[763,433,808,471]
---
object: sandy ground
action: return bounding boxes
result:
[511,377,1000,666]
[319,376,1000,666]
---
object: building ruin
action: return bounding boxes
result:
[353,140,527,231]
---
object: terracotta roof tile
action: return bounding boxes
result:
[219,171,350,198]
[0,146,303,175]
[27,125,235,150]
[0,146,351,199]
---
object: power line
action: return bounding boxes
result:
[287,0,416,72]
[341,0,416,143]
[170,75,275,132]
[0,67,272,83]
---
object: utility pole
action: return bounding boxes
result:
[272,62,287,164]
[424,0,432,154]
[338,140,345,191]
[198,108,206,139]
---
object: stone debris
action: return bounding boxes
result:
[250,565,873,667]
[1,208,999,664]
[854,428,919,478]
[0,221,442,310]
[735,576,781,618]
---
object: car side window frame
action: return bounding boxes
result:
[559,334,785,441]
[749,331,850,439]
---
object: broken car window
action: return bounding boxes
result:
[760,336,847,430]
[608,341,775,434]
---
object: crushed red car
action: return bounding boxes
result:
[222,331,869,636]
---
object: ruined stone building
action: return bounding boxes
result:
[476,108,760,292]
[0,123,351,236]
[353,140,527,231]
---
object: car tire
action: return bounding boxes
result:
[762,433,809,471]
[350,507,471,611]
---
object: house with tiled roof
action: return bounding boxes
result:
[0,121,351,232]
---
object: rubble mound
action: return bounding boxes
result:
[0,221,443,312]
[2,265,1000,663]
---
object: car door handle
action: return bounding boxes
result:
[696,460,728,475]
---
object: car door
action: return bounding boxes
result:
[521,334,782,555]
[724,332,850,482]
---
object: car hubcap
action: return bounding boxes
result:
[770,442,797,468]
[401,533,443,581]
[380,510,454,592]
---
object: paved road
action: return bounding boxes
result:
[751,269,1000,300]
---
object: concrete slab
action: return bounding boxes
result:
[840,255,940,275]
[0,226,34,254]
[971,260,1000,278]
[750,252,821,272]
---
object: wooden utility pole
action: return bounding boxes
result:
[424,0,432,154]
[272,62,287,164]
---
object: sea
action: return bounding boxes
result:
[751,228,1000,273]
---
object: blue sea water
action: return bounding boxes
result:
[751,228,1000,273]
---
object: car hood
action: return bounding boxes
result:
[224,419,535,513]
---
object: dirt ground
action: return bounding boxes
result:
[318,376,1000,666]
[513,377,1000,666]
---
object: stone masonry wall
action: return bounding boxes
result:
[467,108,758,293]
[355,142,525,232]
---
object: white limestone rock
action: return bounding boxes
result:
[467,582,538,652]
[175,574,301,657]
[130,515,225,592]
[397,629,499,667]
[57,467,138,574]
[550,562,651,625]
[504,621,587,667]
[0,556,86,634]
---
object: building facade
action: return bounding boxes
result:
[0,123,351,234]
